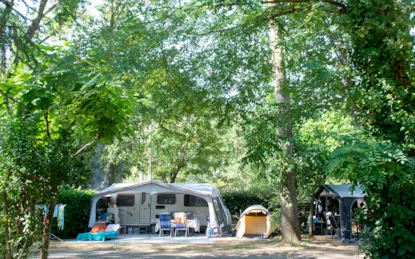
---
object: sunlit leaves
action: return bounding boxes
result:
[327,141,415,258]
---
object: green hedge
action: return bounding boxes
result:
[51,188,95,239]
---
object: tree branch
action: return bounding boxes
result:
[11,6,32,22]
[20,0,37,12]
[43,108,51,139]
[213,0,347,14]
[26,0,48,42]
[43,3,58,17]
[268,7,306,19]
[73,140,97,157]
[262,0,310,3]
[0,89,28,110]
[322,0,346,13]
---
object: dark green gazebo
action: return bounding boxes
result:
[314,184,365,240]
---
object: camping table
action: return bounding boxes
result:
[155,218,200,233]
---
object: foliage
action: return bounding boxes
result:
[0,114,44,258]
[0,57,108,258]
[51,189,96,239]
[0,111,90,258]
[328,142,415,258]
[327,1,415,257]
[178,0,352,242]
[150,117,231,183]
[343,0,415,154]
[1,0,414,255]
[0,0,86,75]
[295,111,365,197]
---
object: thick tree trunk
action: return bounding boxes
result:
[40,193,57,259]
[269,20,301,244]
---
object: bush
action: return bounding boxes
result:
[51,188,96,239]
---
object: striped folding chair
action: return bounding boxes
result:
[174,212,188,237]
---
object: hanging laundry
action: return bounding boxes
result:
[57,205,66,230]
[53,205,59,218]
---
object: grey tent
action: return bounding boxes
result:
[314,184,365,240]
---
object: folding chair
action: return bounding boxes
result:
[174,212,188,237]
[159,212,172,237]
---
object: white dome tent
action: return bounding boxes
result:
[235,205,275,238]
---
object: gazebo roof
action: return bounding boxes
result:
[314,184,365,199]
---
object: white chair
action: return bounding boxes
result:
[174,212,188,237]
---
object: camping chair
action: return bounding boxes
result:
[159,212,172,237]
[328,215,340,238]
[77,222,107,241]
[174,212,188,237]
[91,224,120,241]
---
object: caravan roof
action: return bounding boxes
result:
[94,180,221,198]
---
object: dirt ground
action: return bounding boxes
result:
[44,236,363,259]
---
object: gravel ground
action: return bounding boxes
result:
[39,235,362,259]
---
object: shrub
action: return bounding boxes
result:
[51,188,96,239]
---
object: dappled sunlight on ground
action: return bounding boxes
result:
[43,235,362,259]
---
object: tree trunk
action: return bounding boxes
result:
[147,124,153,180]
[40,194,57,259]
[309,198,314,238]
[269,20,301,244]
[169,160,186,183]
[107,163,116,186]
[2,191,12,259]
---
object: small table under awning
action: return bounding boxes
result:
[155,217,200,233]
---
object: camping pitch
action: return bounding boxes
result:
[88,180,232,237]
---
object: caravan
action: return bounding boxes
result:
[88,180,231,236]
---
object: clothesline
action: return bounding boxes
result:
[35,204,66,230]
